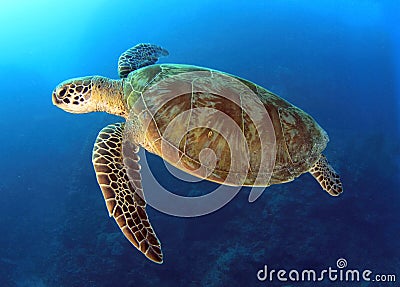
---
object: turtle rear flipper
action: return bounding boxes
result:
[92,123,163,263]
[309,154,343,196]
[118,43,169,78]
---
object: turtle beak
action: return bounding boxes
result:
[52,89,62,106]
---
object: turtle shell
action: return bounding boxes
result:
[123,64,328,187]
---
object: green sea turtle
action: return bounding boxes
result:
[52,43,343,263]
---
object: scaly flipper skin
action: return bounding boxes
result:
[92,123,163,263]
[309,154,343,196]
[118,43,169,78]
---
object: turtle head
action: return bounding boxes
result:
[52,76,127,117]
[52,76,97,114]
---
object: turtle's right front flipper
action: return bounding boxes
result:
[118,43,169,78]
[92,123,163,263]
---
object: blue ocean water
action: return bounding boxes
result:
[0,1,399,286]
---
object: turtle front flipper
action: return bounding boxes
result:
[309,154,343,196]
[118,43,169,78]
[92,123,163,263]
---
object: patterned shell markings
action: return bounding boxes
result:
[123,64,328,186]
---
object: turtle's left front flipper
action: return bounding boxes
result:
[92,123,163,263]
[309,154,343,196]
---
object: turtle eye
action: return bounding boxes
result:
[59,87,67,98]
